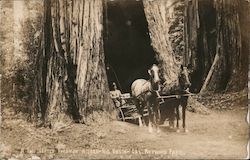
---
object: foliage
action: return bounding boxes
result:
[14,14,43,115]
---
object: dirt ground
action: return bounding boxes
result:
[0,93,249,160]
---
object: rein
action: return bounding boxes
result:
[149,77,160,92]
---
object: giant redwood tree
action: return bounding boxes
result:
[34,0,113,127]
[33,0,185,127]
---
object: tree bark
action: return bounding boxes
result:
[143,0,180,84]
[34,0,114,127]
[184,0,199,69]
[184,0,247,93]
[204,0,242,92]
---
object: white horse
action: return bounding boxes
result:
[131,64,161,133]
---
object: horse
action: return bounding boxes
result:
[131,64,161,133]
[160,65,191,133]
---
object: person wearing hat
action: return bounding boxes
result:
[110,82,124,107]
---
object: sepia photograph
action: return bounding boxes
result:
[0,0,249,159]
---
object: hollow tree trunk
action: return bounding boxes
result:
[34,0,113,127]
[184,0,247,93]
[201,0,243,92]
[143,0,180,84]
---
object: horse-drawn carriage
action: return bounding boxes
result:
[110,89,194,125]
[110,92,142,122]
[110,64,194,133]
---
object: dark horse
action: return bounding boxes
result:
[160,65,191,133]
[131,64,161,133]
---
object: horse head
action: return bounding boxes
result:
[148,64,160,91]
[178,65,191,91]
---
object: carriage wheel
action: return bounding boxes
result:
[117,107,125,121]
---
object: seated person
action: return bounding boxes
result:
[110,82,125,107]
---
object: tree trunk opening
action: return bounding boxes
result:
[103,0,158,93]
[185,0,247,93]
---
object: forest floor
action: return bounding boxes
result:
[0,90,249,160]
